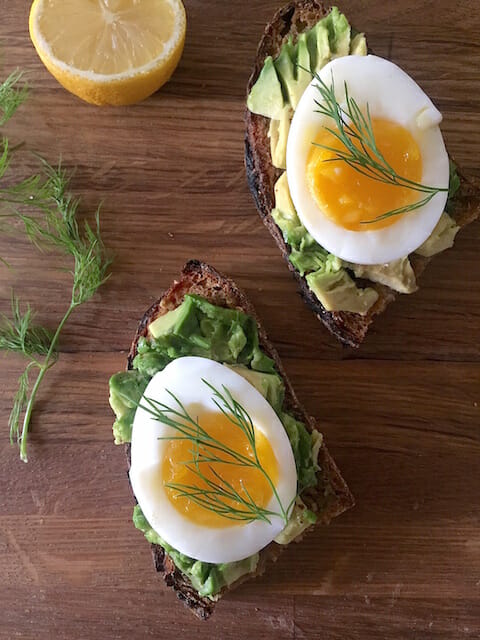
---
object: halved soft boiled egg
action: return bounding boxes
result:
[286,55,449,265]
[129,357,298,564]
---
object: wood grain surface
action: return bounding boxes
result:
[1,1,479,638]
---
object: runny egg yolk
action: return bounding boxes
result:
[162,409,279,528]
[306,118,423,231]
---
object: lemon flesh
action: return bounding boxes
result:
[29,0,186,106]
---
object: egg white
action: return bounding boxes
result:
[129,356,298,564]
[286,55,450,265]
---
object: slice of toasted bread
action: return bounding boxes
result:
[244,0,480,348]
[126,260,354,618]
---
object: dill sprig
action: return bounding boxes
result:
[139,381,295,525]
[0,70,28,125]
[1,159,112,306]
[0,141,71,212]
[310,71,448,223]
[0,293,53,357]
[0,160,111,462]
[0,67,111,462]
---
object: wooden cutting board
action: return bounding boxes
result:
[1,1,479,638]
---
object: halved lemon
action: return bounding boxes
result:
[29,0,187,106]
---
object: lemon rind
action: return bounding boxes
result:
[29,0,186,83]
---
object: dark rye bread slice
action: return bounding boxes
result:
[245,0,480,348]
[125,260,354,619]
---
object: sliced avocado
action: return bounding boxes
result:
[306,268,379,315]
[268,107,292,170]
[295,33,313,105]
[109,370,149,444]
[274,497,317,545]
[272,173,330,275]
[311,429,323,470]
[215,554,260,591]
[307,22,331,73]
[248,8,354,113]
[274,34,312,110]
[273,430,322,534]
[226,364,285,414]
[270,174,377,312]
[349,257,418,294]
[281,415,320,491]
[446,161,461,213]
[247,55,285,119]
[272,173,315,252]
[272,208,326,275]
[149,296,198,339]
[350,32,367,56]
[273,171,295,214]
[416,212,460,257]
[325,6,351,57]
[109,371,149,417]
[274,38,296,102]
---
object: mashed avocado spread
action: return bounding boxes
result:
[109,294,322,598]
[132,504,259,598]
[248,8,461,314]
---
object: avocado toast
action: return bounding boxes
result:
[245,1,480,347]
[109,260,353,618]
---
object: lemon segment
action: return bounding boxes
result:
[29,0,187,106]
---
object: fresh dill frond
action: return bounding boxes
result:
[0,294,53,358]
[1,159,111,462]
[9,363,35,446]
[0,141,70,214]
[0,65,111,462]
[310,71,448,223]
[1,157,112,298]
[0,70,28,126]
[71,208,111,306]
[139,382,294,525]
[0,137,10,180]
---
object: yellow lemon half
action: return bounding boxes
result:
[29,0,187,106]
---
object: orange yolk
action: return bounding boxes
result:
[306,118,423,231]
[162,409,279,528]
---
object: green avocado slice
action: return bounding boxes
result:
[247,55,285,119]
[306,268,379,315]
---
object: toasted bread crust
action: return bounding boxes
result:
[244,0,480,347]
[126,260,354,618]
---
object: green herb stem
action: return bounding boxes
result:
[18,302,75,462]
[0,68,111,462]
[310,71,448,223]
[0,161,111,462]
[0,70,28,125]
[139,382,295,526]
